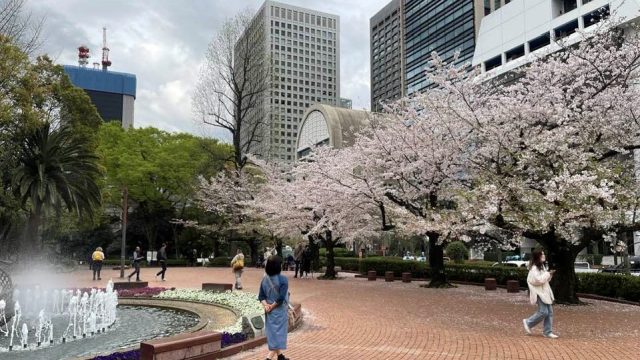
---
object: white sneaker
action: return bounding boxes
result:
[522,319,531,335]
[544,333,559,339]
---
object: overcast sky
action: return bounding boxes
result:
[29,0,390,141]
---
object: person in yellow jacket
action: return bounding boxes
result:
[230,249,245,290]
[92,247,105,281]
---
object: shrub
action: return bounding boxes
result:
[208,257,232,267]
[445,241,469,264]
[337,256,640,302]
[577,273,640,302]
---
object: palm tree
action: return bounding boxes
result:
[13,122,102,256]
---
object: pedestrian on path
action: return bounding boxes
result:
[91,247,104,281]
[523,248,559,338]
[293,242,304,278]
[156,243,168,281]
[301,244,312,278]
[128,246,144,282]
[231,249,245,290]
[259,255,290,360]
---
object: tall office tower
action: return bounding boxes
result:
[404,0,487,95]
[371,0,496,106]
[239,1,340,162]
[370,0,404,112]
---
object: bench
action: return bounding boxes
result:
[202,283,233,292]
[140,331,221,360]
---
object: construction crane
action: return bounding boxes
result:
[101,27,112,71]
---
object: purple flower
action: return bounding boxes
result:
[92,349,140,360]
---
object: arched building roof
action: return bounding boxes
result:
[296,104,370,159]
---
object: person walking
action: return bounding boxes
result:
[522,248,559,338]
[91,247,105,281]
[301,244,312,278]
[156,243,168,281]
[259,256,290,360]
[293,242,304,278]
[230,249,245,290]
[128,246,144,282]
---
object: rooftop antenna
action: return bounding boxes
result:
[101,27,112,71]
[78,45,90,67]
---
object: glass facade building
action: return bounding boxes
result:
[370,0,500,103]
[404,0,477,95]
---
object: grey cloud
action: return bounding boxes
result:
[28,0,391,140]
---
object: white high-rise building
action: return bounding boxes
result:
[238,1,340,162]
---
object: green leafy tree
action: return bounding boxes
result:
[0,36,102,258]
[13,122,102,255]
[98,123,232,252]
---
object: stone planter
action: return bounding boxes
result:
[506,280,520,293]
[484,278,497,291]
[385,271,394,282]
[402,272,412,283]
[367,270,377,281]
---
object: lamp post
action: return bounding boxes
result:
[119,186,128,278]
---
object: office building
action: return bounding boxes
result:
[370,0,404,112]
[63,65,136,128]
[472,0,634,77]
[239,1,340,162]
[371,0,498,107]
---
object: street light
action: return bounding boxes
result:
[120,186,128,278]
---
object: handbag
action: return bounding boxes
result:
[232,258,244,271]
[265,275,294,311]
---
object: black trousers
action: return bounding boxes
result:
[156,260,167,279]
[294,260,301,277]
[93,261,102,280]
[128,262,141,280]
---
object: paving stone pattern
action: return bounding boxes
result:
[28,267,640,359]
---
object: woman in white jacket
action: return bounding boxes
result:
[522,249,559,338]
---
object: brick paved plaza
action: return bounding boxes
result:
[29,266,640,360]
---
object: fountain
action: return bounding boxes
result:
[0,270,199,360]
[0,279,119,352]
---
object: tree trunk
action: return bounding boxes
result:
[427,232,448,287]
[547,241,580,304]
[22,211,41,260]
[323,237,337,279]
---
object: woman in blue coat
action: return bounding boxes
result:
[259,255,290,360]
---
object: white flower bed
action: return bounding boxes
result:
[155,289,262,333]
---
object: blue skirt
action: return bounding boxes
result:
[265,303,288,350]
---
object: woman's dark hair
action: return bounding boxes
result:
[265,255,282,276]
[529,248,545,270]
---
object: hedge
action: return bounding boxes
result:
[208,257,232,267]
[334,257,640,302]
[577,273,640,301]
[102,259,189,267]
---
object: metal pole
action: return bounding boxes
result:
[120,186,128,278]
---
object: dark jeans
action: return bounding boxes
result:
[128,262,141,281]
[92,261,102,280]
[294,260,301,277]
[156,260,167,279]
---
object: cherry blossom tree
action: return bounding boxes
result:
[347,88,476,287]
[433,21,640,303]
[244,153,387,279]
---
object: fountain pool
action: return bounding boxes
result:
[0,305,199,360]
